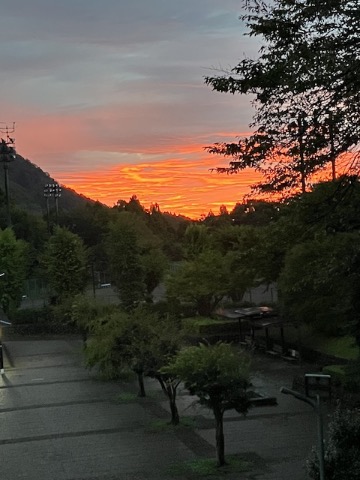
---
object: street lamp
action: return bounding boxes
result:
[280,384,327,480]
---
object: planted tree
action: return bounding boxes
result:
[166,249,234,316]
[41,226,88,303]
[71,293,115,345]
[163,342,251,466]
[84,305,183,423]
[83,309,131,380]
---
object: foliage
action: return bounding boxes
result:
[84,308,132,379]
[322,364,360,393]
[307,407,360,480]
[140,248,168,299]
[0,228,29,313]
[166,250,244,316]
[41,226,88,303]
[106,220,145,310]
[70,294,114,332]
[205,1,360,194]
[163,342,251,466]
[164,342,251,413]
[183,224,212,258]
[10,305,80,335]
[279,230,360,339]
[181,317,239,336]
[229,200,280,227]
[84,305,183,423]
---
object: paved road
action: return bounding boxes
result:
[0,338,329,480]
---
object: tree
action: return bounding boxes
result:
[230,200,280,227]
[141,248,168,301]
[205,1,360,194]
[0,228,29,313]
[106,220,145,310]
[84,305,183,424]
[163,342,251,466]
[41,226,88,303]
[307,407,360,480]
[183,223,211,259]
[166,249,234,316]
[71,293,114,344]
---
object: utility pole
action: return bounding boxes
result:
[0,123,16,228]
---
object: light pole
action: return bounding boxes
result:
[44,182,62,233]
[0,272,10,375]
[280,386,326,480]
[0,137,16,228]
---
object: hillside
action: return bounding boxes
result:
[0,154,96,214]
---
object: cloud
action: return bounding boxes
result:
[56,151,261,219]
[0,0,261,217]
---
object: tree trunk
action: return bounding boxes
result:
[214,407,226,466]
[298,114,307,194]
[170,397,180,425]
[155,375,180,425]
[136,371,146,397]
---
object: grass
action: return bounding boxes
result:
[258,323,358,361]
[306,335,358,361]
[166,455,253,478]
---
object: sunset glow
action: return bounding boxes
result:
[54,149,261,220]
[0,1,267,219]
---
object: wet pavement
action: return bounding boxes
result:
[0,338,331,479]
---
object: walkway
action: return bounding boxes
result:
[0,338,328,479]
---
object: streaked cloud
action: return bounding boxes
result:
[0,0,261,217]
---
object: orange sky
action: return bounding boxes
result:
[0,1,262,220]
[2,3,357,220]
[54,146,261,220]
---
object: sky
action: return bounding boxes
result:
[0,1,261,219]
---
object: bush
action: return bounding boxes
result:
[9,305,80,335]
[307,407,360,480]
[323,364,360,393]
[181,317,239,335]
[151,299,197,319]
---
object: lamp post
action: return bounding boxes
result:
[0,138,16,228]
[280,386,326,480]
[0,272,10,375]
[44,182,62,232]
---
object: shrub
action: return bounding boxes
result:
[307,407,360,480]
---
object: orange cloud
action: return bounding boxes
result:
[56,151,261,219]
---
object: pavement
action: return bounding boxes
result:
[0,337,332,480]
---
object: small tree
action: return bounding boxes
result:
[71,294,115,345]
[84,305,183,423]
[163,342,251,466]
[307,407,360,480]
